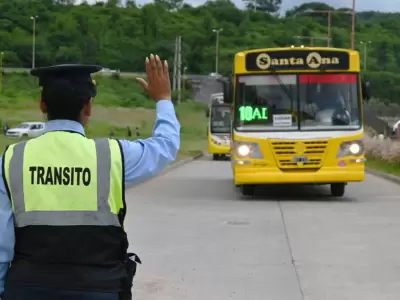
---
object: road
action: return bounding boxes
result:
[125,155,400,300]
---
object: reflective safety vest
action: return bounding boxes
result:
[2,131,129,292]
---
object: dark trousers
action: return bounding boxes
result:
[2,285,119,300]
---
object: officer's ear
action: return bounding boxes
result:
[83,97,93,117]
[40,94,47,114]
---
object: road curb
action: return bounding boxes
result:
[366,167,400,185]
[127,152,204,189]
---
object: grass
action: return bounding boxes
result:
[0,72,207,161]
[366,158,400,176]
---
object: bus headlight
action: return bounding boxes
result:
[237,145,250,156]
[337,140,364,157]
[234,142,263,159]
[349,143,361,155]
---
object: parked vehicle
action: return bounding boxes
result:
[209,72,222,77]
[100,68,117,73]
[392,120,400,136]
[6,122,45,138]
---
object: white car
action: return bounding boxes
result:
[209,72,222,77]
[100,68,117,73]
[6,122,46,138]
[393,120,400,135]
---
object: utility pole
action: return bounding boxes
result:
[327,11,332,47]
[183,66,187,91]
[30,15,38,69]
[301,9,352,47]
[212,28,223,74]
[172,36,178,91]
[360,41,371,71]
[351,0,356,49]
[177,36,182,105]
[0,52,3,92]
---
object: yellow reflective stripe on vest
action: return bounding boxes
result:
[5,137,121,227]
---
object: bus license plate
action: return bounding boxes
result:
[293,156,308,163]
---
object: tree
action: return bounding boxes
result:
[244,0,281,13]
[154,0,184,10]
[106,0,122,7]
[126,0,136,7]
[286,2,333,17]
[55,0,76,4]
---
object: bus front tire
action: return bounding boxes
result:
[212,154,219,161]
[241,184,255,196]
[330,183,345,197]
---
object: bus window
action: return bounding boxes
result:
[210,106,231,134]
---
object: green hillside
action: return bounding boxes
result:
[1,72,156,109]
[0,1,400,102]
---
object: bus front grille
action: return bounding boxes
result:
[271,140,328,169]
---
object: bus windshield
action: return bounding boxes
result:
[210,105,231,133]
[235,73,361,131]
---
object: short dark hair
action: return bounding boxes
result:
[42,79,92,122]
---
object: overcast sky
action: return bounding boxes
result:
[77,0,400,12]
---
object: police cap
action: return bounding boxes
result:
[31,64,102,97]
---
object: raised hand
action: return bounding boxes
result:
[136,54,171,101]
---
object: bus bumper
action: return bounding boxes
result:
[233,164,364,185]
[208,143,230,155]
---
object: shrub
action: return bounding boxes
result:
[364,136,400,163]
[171,89,192,103]
[111,72,121,80]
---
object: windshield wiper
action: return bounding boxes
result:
[270,69,295,111]
[268,68,299,128]
[304,78,317,118]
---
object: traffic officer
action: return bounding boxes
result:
[0,54,180,300]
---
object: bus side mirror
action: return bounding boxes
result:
[206,109,210,118]
[218,76,233,103]
[224,81,233,103]
[361,80,371,101]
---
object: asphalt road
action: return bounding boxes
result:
[125,155,400,300]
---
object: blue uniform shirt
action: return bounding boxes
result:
[0,100,180,294]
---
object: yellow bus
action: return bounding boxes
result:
[206,95,232,160]
[221,46,371,197]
